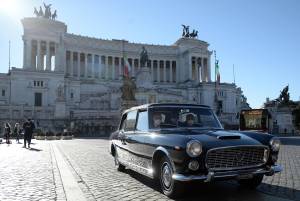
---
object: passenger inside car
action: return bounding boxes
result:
[152,112,162,128]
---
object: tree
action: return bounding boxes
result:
[292,104,300,131]
[276,85,290,106]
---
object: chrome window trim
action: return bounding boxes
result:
[205,145,270,171]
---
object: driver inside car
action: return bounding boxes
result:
[186,113,195,127]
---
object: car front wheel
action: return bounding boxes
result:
[238,174,264,189]
[159,156,184,198]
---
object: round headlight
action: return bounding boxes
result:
[270,138,281,152]
[186,140,202,157]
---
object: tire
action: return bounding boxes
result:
[159,156,184,198]
[114,148,126,172]
[238,174,264,189]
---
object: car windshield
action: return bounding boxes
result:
[148,106,222,129]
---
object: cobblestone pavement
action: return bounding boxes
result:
[0,140,66,201]
[0,137,299,201]
[54,138,300,201]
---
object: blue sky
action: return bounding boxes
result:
[0,0,299,108]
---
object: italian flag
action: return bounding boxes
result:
[123,53,131,77]
[215,60,220,84]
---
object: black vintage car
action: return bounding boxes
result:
[109,103,282,198]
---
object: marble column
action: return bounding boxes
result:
[201,57,205,82]
[54,43,60,71]
[170,61,173,83]
[27,40,32,69]
[99,55,102,79]
[188,56,192,80]
[23,39,27,69]
[157,60,160,83]
[105,56,109,80]
[119,57,122,80]
[131,59,135,76]
[70,51,73,77]
[151,60,154,81]
[46,42,51,71]
[36,40,42,70]
[85,53,88,78]
[163,60,166,82]
[77,52,80,79]
[196,57,199,82]
[91,54,95,78]
[207,57,211,82]
[111,57,116,80]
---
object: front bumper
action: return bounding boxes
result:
[172,165,282,182]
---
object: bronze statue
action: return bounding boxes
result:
[190,30,198,38]
[182,25,190,37]
[52,10,57,20]
[121,77,136,101]
[34,7,39,17]
[181,25,199,38]
[43,3,52,19]
[38,6,44,17]
[140,46,149,67]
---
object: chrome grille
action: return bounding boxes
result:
[206,146,268,171]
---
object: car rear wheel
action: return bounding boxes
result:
[238,174,264,189]
[159,156,184,198]
[114,148,125,172]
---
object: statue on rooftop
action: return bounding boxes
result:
[43,3,52,19]
[38,6,44,17]
[140,46,149,67]
[52,10,57,20]
[182,24,190,37]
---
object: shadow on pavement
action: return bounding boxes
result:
[126,169,298,201]
[28,147,42,152]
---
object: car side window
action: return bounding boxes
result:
[136,110,149,131]
[124,110,137,131]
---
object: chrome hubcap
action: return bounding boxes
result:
[162,163,172,188]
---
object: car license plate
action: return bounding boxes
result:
[238,174,253,180]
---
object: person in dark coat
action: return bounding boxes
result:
[23,119,35,148]
[4,123,11,144]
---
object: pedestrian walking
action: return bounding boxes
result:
[4,122,11,144]
[14,123,21,143]
[23,119,35,149]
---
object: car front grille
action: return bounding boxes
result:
[206,146,268,171]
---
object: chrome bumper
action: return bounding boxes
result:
[172,165,282,182]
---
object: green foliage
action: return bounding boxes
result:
[292,106,300,130]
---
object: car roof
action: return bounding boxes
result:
[122,103,210,114]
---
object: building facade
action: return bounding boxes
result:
[0,16,248,135]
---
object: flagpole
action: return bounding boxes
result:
[214,50,218,113]
[122,40,124,78]
[9,40,11,72]
[9,40,12,121]
[233,64,236,84]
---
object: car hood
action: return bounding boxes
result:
[157,129,272,149]
[183,129,270,150]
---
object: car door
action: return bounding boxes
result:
[121,110,138,165]
[134,109,153,175]
[114,112,129,165]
